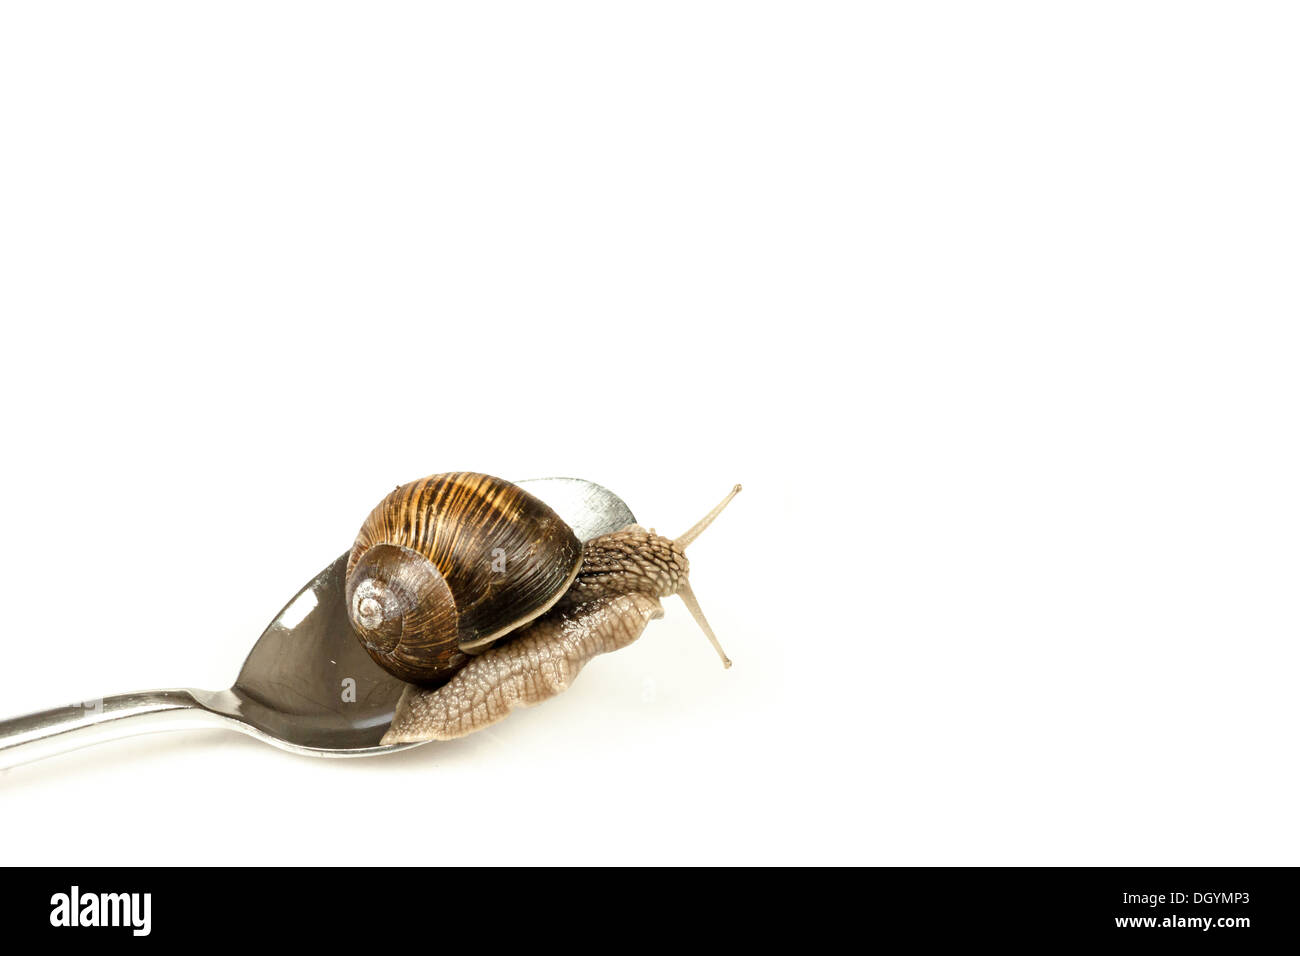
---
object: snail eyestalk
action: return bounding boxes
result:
[676,579,732,669]
[675,483,742,549]
[670,484,741,668]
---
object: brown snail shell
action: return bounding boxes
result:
[345,472,583,686]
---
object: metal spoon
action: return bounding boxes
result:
[0,478,636,771]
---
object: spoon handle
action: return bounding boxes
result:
[0,690,236,771]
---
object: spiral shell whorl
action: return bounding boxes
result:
[345,542,464,684]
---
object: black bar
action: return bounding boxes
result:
[6,867,1295,943]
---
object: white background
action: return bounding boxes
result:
[1,3,1297,866]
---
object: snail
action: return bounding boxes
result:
[342,472,740,744]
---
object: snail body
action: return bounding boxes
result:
[346,472,741,742]
[383,591,665,743]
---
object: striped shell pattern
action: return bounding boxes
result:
[345,472,583,686]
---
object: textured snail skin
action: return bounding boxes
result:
[381,524,688,743]
[382,591,663,744]
[552,527,688,611]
